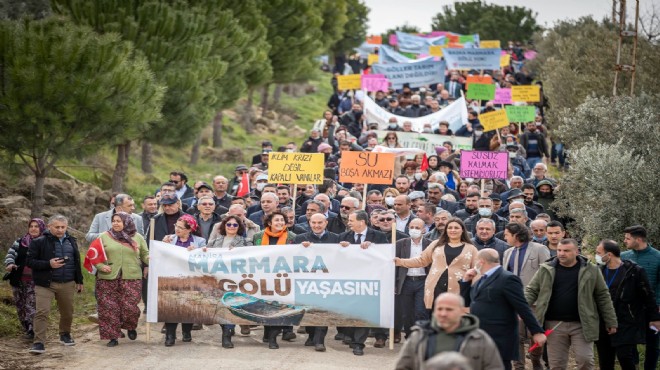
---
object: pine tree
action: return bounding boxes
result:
[0,17,164,216]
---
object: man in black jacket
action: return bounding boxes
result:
[338,210,388,355]
[27,215,83,354]
[460,248,546,370]
[294,213,341,352]
[594,240,660,370]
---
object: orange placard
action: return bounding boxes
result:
[366,35,382,45]
[339,151,396,185]
[447,34,459,43]
[466,75,493,87]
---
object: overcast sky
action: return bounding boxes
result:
[363,0,635,35]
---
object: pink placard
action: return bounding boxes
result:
[459,151,509,179]
[524,50,537,60]
[492,88,512,105]
[389,34,397,45]
[361,76,389,92]
[501,50,508,55]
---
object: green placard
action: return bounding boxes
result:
[505,106,536,122]
[466,83,495,100]
[459,35,475,43]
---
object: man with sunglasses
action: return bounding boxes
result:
[193,196,222,241]
[377,210,409,243]
[169,171,194,200]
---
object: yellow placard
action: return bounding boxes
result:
[429,45,443,57]
[337,74,362,90]
[268,153,325,184]
[500,54,511,67]
[511,85,541,102]
[480,40,501,49]
[368,53,379,66]
[339,151,396,185]
[479,109,510,132]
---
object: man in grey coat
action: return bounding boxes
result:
[86,193,144,242]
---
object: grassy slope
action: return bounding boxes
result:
[0,71,331,337]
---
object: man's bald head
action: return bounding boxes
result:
[434,292,465,308]
[477,248,500,264]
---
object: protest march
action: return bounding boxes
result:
[2,2,660,370]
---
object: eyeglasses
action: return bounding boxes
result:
[226,223,239,228]
[199,203,215,206]
[170,180,180,184]
[379,217,394,222]
[340,205,353,210]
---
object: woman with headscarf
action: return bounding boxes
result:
[252,211,296,349]
[4,218,46,339]
[161,214,206,346]
[89,212,149,347]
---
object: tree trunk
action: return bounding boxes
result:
[212,111,223,148]
[260,84,270,115]
[141,141,153,174]
[111,141,131,193]
[31,169,47,218]
[272,84,283,109]
[242,89,255,133]
[190,133,202,165]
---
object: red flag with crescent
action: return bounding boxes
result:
[84,237,107,273]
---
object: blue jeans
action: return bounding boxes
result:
[551,143,565,166]
[526,156,542,170]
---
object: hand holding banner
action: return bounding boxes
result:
[339,151,396,185]
[479,109,509,132]
[511,85,541,102]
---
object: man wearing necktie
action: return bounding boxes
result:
[502,223,551,370]
[460,249,547,370]
[338,210,388,356]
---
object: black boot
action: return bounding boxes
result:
[268,327,279,349]
[221,326,234,349]
[165,325,176,347]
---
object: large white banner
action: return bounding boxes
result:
[371,61,446,88]
[395,31,445,54]
[364,95,469,133]
[375,130,473,154]
[147,241,395,328]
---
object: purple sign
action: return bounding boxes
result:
[362,77,389,92]
[492,88,512,105]
[459,151,509,179]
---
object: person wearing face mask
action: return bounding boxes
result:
[465,197,509,236]
[460,248,547,370]
[594,240,660,370]
[507,143,531,178]
[535,180,557,220]
[530,220,548,245]
[394,218,432,342]
[472,123,493,151]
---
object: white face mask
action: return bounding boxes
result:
[474,130,484,137]
[595,254,607,265]
[478,208,492,217]
[408,229,422,239]
[385,196,395,206]
[414,173,422,181]
[256,183,266,192]
[508,152,517,159]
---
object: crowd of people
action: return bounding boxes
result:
[3,44,659,370]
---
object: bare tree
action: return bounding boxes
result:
[640,2,660,43]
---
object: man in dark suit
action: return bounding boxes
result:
[459,249,547,370]
[395,218,432,342]
[293,213,340,352]
[338,210,388,356]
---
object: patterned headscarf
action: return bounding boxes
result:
[20,218,46,247]
[178,214,198,233]
[108,212,138,249]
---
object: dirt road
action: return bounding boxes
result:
[1,320,401,370]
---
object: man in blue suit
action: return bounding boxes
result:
[459,248,547,370]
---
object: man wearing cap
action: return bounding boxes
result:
[254,149,271,170]
[317,143,333,160]
[185,182,229,216]
[212,175,233,210]
[228,165,249,196]
[252,141,273,166]
[408,191,427,214]
[387,98,405,115]
[497,189,539,220]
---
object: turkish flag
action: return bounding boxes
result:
[420,153,429,172]
[84,237,107,273]
[236,172,250,197]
